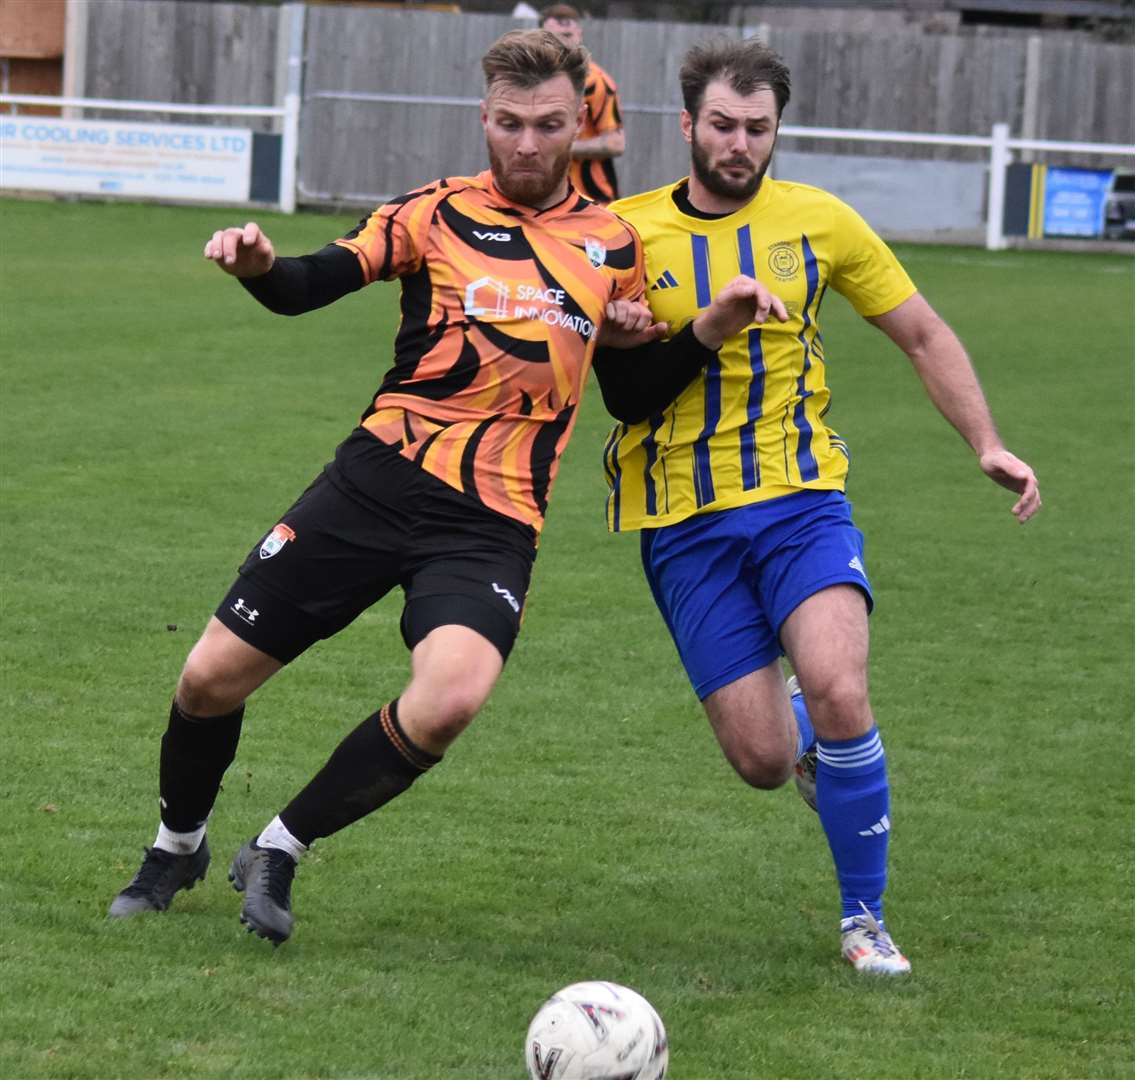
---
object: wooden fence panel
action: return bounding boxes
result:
[299,9,520,200]
[82,0,279,129]
[760,28,1028,160]
[1034,37,1134,167]
[72,3,1133,201]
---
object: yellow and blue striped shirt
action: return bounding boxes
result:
[604,177,916,531]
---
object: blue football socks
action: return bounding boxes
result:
[790,689,816,761]
[815,726,890,921]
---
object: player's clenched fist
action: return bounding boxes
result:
[203,222,275,278]
[693,275,789,350]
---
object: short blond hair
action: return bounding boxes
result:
[482,29,590,97]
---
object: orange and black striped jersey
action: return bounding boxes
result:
[570,61,622,205]
[333,170,644,532]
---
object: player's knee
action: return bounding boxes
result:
[727,744,794,790]
[415,685,486,746]
[176,656,244,718]
[805,676,870,738]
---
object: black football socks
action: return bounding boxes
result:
[278,699,440,846]
[158,699,244,835]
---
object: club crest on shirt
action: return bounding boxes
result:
[767,241,801,281]
[259,522,296,560]
[584,236,607,269]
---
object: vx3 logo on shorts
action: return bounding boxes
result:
[473,230,512,242]
[492,582,520,613]
[231,598,259,625]
[260,522,296,560]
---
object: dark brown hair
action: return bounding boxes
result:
[482,29,590,97]
[680,38,791,119]
[540,4,583,22]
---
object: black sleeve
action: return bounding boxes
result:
[591,322,717,424]
[238,243,365,316]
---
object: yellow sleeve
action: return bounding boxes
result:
[828,200,917,318]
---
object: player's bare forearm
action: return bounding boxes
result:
[909,327,1002,456]
[870,294,1000,455]
[572,130,625,160]
[869,293,1041,522]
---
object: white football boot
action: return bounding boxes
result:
[840,902,911,975]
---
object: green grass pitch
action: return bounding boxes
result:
[2,197,1132,1079]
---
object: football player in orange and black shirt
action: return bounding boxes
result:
[107,29,774,946]
[541,4,624,204]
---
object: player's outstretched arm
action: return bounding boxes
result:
[204,221,275,278]
[204,222,366,317]
[868,293,1041,523]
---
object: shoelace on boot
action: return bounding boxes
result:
[123,847,181,895]
[257,849,296,908]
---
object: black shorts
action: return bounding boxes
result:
[214,431,537,664]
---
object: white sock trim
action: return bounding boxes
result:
[154,822,206,855]
[257,815,308,862]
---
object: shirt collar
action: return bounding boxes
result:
[668,175,775,223]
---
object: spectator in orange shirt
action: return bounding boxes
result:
[541,3,625,203]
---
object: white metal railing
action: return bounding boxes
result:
[6,81,1134,243]
[304,88,1135,249]
[778,122,1135,249]
[0,94,286,119]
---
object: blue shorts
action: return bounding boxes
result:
[640,490,873,700]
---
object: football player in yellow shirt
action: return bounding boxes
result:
[594,38,1041,975]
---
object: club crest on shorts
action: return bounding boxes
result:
[259,522,296,560]
[584,236,607,269]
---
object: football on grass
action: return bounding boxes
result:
[524,981,668,1079]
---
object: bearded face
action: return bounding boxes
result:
[689,122,773,203]
[482,74,582,209]
[487,136,575,207]
[681,82,781,210]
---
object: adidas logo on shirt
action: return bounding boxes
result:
[650,269,680,290]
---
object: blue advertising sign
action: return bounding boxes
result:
[1043,167,1114,238]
